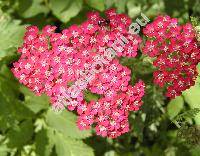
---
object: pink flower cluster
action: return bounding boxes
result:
[12,9,145,138]
[77,80,145,138]
[143,16,200,98]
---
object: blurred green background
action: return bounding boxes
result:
[0,0,200,156]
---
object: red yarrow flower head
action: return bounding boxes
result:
[11,8,145,138]
[143,15,200,98]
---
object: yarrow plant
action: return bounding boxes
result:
[12,9,145,138]
[143,16,200,98]
[11,8,200,138]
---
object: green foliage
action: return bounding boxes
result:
[20,86,50,114]
[35,128,54,156]
[167,96,184,120]
[84,90,100,102]
[7,120,34,148]
[191,16,200,42]
[17,0,49,18]
[0,0,200,156]
[46,109,92,139]
[53,132,94,156]
[171,108,200,145]
[49,0,83,23]
[0,12,25,58]
[182,65,200,124]
[177,125,200,145]
[173,108,200,124]
[86,0,105,11]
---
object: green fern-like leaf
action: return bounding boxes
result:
[177,125,200,145]
[191,16,200,42]
[173,108,200,126]
[172,108,200,145]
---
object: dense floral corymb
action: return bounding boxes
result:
[11,9,145,138]
[143,16,200,98]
